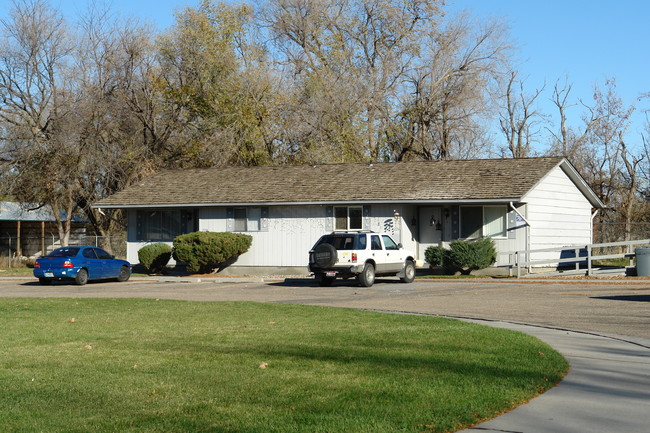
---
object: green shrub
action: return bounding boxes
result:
[137,243,172,274]
[448,238,496,274]
[172,231,252,274]
[424,246,449,267]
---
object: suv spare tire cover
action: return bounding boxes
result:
[314,243,337,268]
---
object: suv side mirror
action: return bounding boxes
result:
[397,243,403,249]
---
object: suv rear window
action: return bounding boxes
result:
[317,234,366,250]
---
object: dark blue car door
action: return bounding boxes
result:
[81,248,100,279]
[94,248,118,278]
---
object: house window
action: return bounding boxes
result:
[334,206,362,230]
[234,207,261,232]
[460,206,507,239]
[484,206,507,237]
[137,209,195,241]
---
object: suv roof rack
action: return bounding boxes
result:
[331,230,375,234]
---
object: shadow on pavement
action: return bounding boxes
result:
[591,294,650,302]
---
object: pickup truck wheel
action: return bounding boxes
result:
[314,243,337,268]
[357,263,375,287]
[400,260,416,283]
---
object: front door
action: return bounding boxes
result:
[418,206,443,259]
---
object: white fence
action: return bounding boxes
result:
[513,239,650,277]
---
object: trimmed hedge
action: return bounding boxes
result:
[137,243,172,274]
[172,231,252,274]
[448,238,496,274]
[424,246,448,267]
[425,238,496,275]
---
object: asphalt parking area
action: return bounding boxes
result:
[1,277,648,340]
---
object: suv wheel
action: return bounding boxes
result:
[357,263,375,287]
[313,243,337,268]
[400,260,415,283]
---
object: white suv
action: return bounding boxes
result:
[308,231,416,287]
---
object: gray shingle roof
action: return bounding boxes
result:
[94,157,580,208]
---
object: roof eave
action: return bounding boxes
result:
[94,198,524,209]
[559,160,606,208]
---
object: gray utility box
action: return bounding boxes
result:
[635,246,650,276]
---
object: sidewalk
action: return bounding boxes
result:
[457,320,650,433]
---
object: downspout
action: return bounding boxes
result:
[591,210,599,243]
[589,210,599,275]
[510,202,531,275]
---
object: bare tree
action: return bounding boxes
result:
[499,71,544,158]
[546,77,602,171]
[618,132,644,241]
[396,12,510,160]
[0,0,78,245]
[0,1,185,247]
[70,4,165,244]
[580,79,634,208]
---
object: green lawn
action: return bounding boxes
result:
[0,299,568,433]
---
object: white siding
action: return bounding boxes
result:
[522,166,593,261]
[126,204,419,268]
[233,205,417,267]
[366,204,417,256]
[493,207,528,267]
[230,206,329,267]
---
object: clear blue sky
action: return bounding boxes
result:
[1,0,647,150]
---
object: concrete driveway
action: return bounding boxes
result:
[1,276,649,432]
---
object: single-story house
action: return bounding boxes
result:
[94,157,605,274]
[0,202,89,258]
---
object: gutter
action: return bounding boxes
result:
[93,198,524,210]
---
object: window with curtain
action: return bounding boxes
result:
[137,209,196,241]
[234,207,262,232]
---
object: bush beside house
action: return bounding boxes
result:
[137,243,172,274]
[172,232,253,274]
[425,238,496,275]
